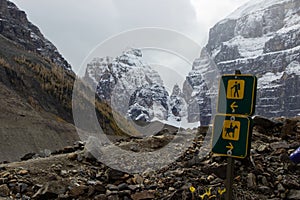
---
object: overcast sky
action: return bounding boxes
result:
[11,0,249,77]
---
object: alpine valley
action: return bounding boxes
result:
[0,0,299,199]
[85,0,300,127]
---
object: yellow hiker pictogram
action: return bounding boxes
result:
[226,80,245,99]
[222,120,240,141]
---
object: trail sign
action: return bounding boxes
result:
[217,75,257,115]
[212,114,253,158]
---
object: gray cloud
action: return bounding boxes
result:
[10,0,248,74]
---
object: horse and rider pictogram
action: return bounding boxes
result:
[226,80,245,99]
[222,120,240,141]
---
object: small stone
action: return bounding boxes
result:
[0,184,10,197]
[0,178,8,184]
[88,186,95,197]
[247,173,257,188]
[147,184,157,190]
[107,184,118,191]
[105,169,125,182]
[280,193,286,199]
[1,172,10,178]
[16,193,21,198]
[132,174,143,185]
[270,141,289,150]
[277,183,285,193]
[118,183,128,190]
[287,189,300,200]
[77,154,83,162]
[87,180,97,185]
[18,169,29,176]
[257,144,268,152]
[169,187,175,191]
[63,146,74,153]
[18,183,28,193]
[69,185,88,197]
[207,175,215,182]
[60,170,68,177]
[94,194,107,200]
[108,195,119,200]
[94,182,106,193]
[277,175,283,181]
[32,181,66,199]
[258,186,272,195]
[95,194,108,200]
[119,190,131,196]
[131,191,155,200]
[20,153,36,161]
[144,179,150,185]
[128,185,139,191]
[67,153,78,160]
[261,176,269,186]
[40,149,52,157]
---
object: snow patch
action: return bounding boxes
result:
[154,116,200,129]
[286,61,300,75]
[224,35,271,58]
[258,71,284,88]
[227,0,293,20]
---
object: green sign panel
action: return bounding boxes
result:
[212,114,253,158]
[217,75,257,115]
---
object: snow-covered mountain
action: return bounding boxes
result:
[0,0,71,70]
[84,49,187,123]
[185,0,300,123]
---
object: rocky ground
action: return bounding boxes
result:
[0,116,299,200]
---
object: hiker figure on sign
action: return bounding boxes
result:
[231,81,240,98]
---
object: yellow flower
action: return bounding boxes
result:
[189,186,196,193]
[218,187,226,195]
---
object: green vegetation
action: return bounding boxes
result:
[0,35,139,138]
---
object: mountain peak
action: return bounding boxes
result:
[0,0,72,70]
[226,0,293,20]
[187,0,300,122]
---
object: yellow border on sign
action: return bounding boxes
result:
[219,74,257,116]
[211,113,251,159]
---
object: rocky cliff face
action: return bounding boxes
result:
[0,0,71,70]
[0,0,79,161]
[169,84,187,121]
[84,49,173,122]
[185,0,300,123]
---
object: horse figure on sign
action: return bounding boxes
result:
[225,123,238,138]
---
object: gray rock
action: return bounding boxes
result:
[118,183,128,190]
[277,183,285,193]
[287,189,300,200]
[247,173,257,188]
[107,184,118,191]
[0,184,10,197]
[69,185,88,197]
[95,194,108,200]
[258,186,272,195]
[131,191,155,200]
[32,181,66,199]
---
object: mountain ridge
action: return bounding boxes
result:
[184,0,300,123]
[0,0,72,70]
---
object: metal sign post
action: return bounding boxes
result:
[225,156,234,200]
[212,70,257,200]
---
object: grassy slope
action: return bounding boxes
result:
[0,35,140,161]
